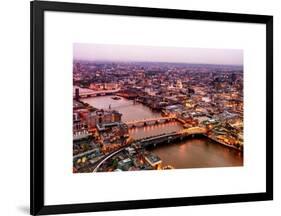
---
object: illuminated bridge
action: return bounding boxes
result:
[125,117,176,128]
[92,127,207,172]
[73,87,120,98]
[136,127,208,147]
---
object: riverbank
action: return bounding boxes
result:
[205,134,243,152]
[149,136,243,169]
[81,95,243,169]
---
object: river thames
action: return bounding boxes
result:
[81,96,243,169]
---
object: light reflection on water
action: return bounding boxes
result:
[129,121,182,140]
[149,137,243,168]
[81,95,161,122]
[81,96,243,168]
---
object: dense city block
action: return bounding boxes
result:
[73,60,243,173]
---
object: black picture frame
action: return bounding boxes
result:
[30,1,273,215]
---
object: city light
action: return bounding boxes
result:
[72,46,244,173]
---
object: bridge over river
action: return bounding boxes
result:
[73,86,120,98]
[135,127,208,147]
[124,116,176,128]
[92,127,208,172]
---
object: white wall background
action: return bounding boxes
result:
[0,0,279,215]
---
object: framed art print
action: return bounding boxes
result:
[30,1,273,215]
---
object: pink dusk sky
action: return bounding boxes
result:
[73,43,243,65]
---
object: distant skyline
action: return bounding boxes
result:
[73,43,243,65]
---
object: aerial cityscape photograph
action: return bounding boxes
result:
[72,43,243,173]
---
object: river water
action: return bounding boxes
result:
[81,96,243,168]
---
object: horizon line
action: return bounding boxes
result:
[73,59,243,67]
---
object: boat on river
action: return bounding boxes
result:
[111,96,121,100]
